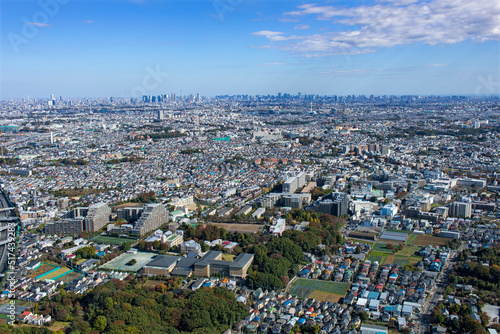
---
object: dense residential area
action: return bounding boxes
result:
[0,95,498,334]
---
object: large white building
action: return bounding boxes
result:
[270,218,286,236]
[283,177,298,193]
[131,204,169,235]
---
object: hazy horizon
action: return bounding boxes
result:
[1,0,499,98]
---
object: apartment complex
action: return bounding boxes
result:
[131,204,169,235]
[44,202,111,235]
[449,202,472,218]
[310,192,349,217]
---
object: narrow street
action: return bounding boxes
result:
[415,247,460,334]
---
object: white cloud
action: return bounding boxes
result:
[278,17,300,23]
[27,22,51,27]
[252,30,301,42]
[260,0,500,56]
[294,24,310,30]
[83,20,95,24]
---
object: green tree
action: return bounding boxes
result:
[121,242,131,252]
[104,296,114,309]
[358,310,369,321]
[94,315,108,332]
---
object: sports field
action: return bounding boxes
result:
[99,251,157,272]
[42,267,71,280]
[290,279,350,302]
[93,235,137,245]
[28,263,58,279]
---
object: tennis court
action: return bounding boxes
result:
[99,251,157,272]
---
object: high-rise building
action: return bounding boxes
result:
[449,202,471,218]
[310,192,348,217]
[380,145,390,156]
[131,204,169,235]
[117,207,143,222]
[283,176,298,193]
[44,202,111,235]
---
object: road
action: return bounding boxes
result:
[415,245,462,334]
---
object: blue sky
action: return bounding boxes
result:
[1,0,499,98]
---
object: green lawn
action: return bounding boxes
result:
[291,279,350,299]
[93,235,137,245]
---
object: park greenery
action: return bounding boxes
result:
[450,244,500,304]
[283,210,344,255]
[429,244,500,332]
[75,246,97,260]
[34,278,247,334]
[248,237,306,289]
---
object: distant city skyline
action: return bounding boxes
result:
[1,0,499,98]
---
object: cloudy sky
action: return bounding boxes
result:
[1,0,499,98]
